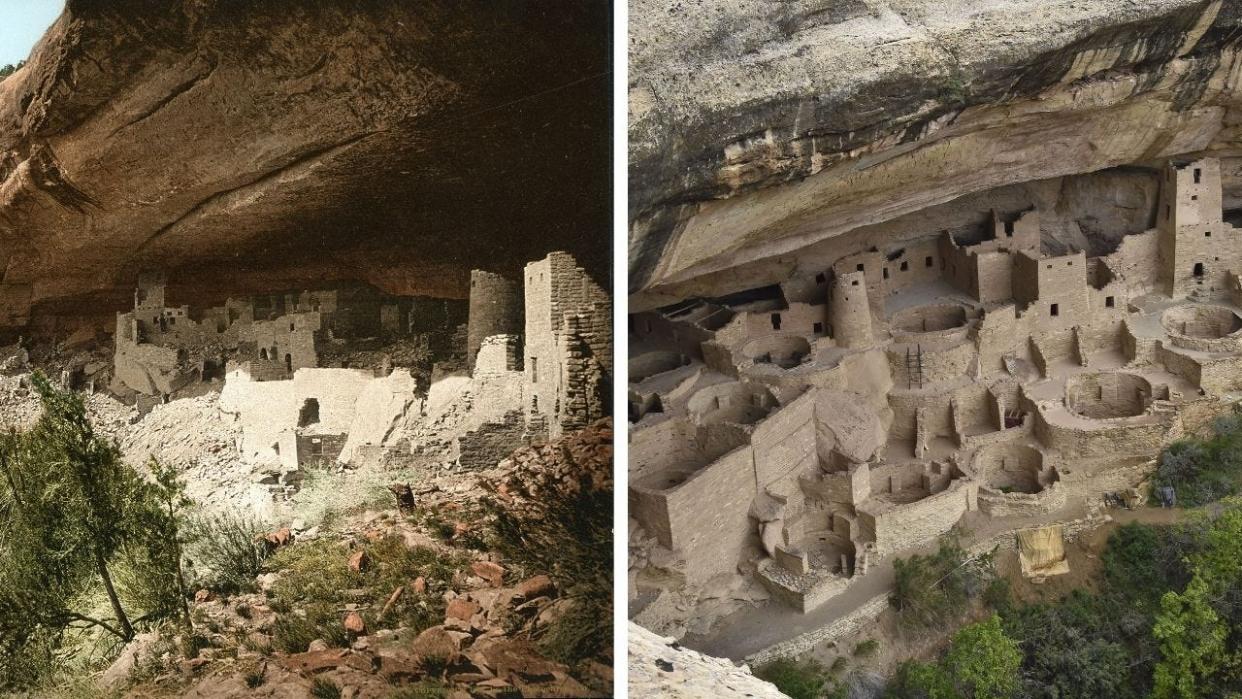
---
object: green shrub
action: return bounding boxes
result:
[243,666,265,689]
[854,639,879,657]
[1153,412,1242,507]
[892,538,994,629]
[264,535,461,648]
[310,677,341,699]
[754,658,829,699]
[0,62,25,81]
[884,660,956,699]
[186,512,269,594]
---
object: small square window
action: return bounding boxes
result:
[815,273,825,284]
[1050,303,1059,317]
[813,322,824,334]
[1046,264,1053,270]
[1067,261,1073,266]
[925,256,934,267]
[1192,195,1199,201]
[851,280,859,286]
[1105,296,1115,308]
[856,263,865,272]
[1206,231,1212,237]
[900,261,909,271]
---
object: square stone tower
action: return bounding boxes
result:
[1158,158,1231,297]
[522,251,611,438]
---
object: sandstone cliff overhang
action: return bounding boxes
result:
[628,0,1242,309]
[0,0,610,330]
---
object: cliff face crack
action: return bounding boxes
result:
[111,58,218,137]
[135,131,380,253]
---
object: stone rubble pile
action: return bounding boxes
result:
[112,419,615,697]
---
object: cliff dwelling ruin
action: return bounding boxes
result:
[629,157,1242,618]
[26,249,612,505]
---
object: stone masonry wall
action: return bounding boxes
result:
[860,480,975,557]
[663,447,759,585]
[456,410,528,469]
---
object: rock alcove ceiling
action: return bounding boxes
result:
[628,0,1242,310]
[0,0,610,333]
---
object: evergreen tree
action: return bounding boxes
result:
[0,373,189,688]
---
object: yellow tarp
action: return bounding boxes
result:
[1017,525,1070,578]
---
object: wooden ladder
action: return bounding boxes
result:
[905,345,924,389]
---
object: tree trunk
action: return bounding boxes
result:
[95,547,134,641]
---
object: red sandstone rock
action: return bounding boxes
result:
[446,598,481,621]
[262,527,292,548]
[343,611,366,635]
[410,626,463,666]
[518,575,554,599]
[471,561,505,587]
[0,3,609,329]
[348,549,368,573]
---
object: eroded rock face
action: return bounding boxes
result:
[628,622,788,699]
[0,0,609,333]
[629,0,1242,309]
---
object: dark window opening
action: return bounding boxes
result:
[1194,263,1205,278]
[1050,303,1059,317]
[770,313,782,330]
[1004,221,1015,235]
[851,280,859,286]
[259,348,268,360]
[1206,231,1212,238]
[925,256,934,268]
[1105,296,1115,308]
[883,268,889,280]
[815,273,826,284]
[298,398,320,427]
[813,322,824,334]
[900,261,909,271]
[1192,195,1199,201]
[856,263,865,272]
[1166,204,1171,219]
[1195,168,1202,184]
[285,353,292,373]
[531,357,539,383]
